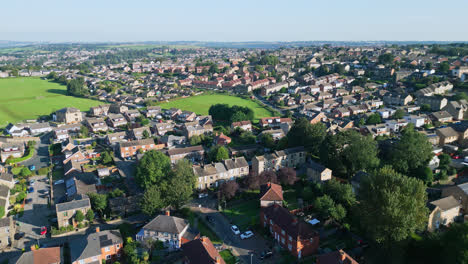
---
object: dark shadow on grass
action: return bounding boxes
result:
[46,89,68,95]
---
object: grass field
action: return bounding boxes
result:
[223,199,259,230]
[0,77,103,126]
[158,94,274,121]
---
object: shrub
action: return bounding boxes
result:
[37,167,49,175]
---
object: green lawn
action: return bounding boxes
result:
[219,250,237,264]
[0,77,103,126]
[223,199,259,230]
[158,94,274,121]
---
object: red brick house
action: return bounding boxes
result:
[260,204,319,259]
[181,236,225,264]
[259,182,283,207]
[214,133,231,145]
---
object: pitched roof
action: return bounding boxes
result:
[143,214,189,234]
[16,247,62,264]
[181,237,225,264]
[430,196,460,211]
[260,182,283,201]
[56,198,91,212]
[120,138,155,148]
[262,204,317,240]
[70,230,122,262]
[316,249,359,264]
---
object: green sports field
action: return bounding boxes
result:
[158,94,274,121]
[0,77,103,126]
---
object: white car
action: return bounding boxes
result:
[240,231,254,239]
[231,225,240,235]
[54,179,64,185]
[198,193,208,199]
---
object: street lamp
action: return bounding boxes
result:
[250,252,253,264]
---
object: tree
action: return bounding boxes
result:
[366,113,382,125]
[341,133,380,176]
[220,181,239,200]
[258,170,278,185]
[314,195,336,219]
[390,124,433,176]
[101,151,113,165]
[141,187,163,216]
[135,150,171,189]
[190,135,201,145]
[80,126,89,138]
[258,133,275,149]
[392,109,405,120]
[420,104,431,112]
[86,210,94,222]
[142,130,150,139]
[278,167,297,185]
[287,118,326,155]
[67,77,87,96]
[453,92,468,102]
[359,166,428,246]
[87,193,108,215]
[164,159,196,209]
[208,146,229,162]
[75,210,85,223]
[378,53,395,65]
[416,166,434,184]
[20,167,32,177]
[438,153,451,167]
[323,179,356,208]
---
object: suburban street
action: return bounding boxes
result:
[19,134,51,169]
[192,205,272,264]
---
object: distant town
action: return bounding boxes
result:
[0,42,468,264]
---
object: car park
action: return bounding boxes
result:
[29,165,36,171]
[25,198,33,204]
[28,187,34,193]
[240,230,254,239]
[29,179,36,185]
[231,225,240,235]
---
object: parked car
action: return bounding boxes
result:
[29,179,36,185]
[231,225,240,235]
[54,179,64,185]
[240,231,254,239]
[29,165,36,171]
[28,187,34,193]
[260,250,273,260]
[25,198,33,204]
[40,226,47,236]
[198,193,208,199]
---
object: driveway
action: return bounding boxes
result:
[19,133,51,170]
[13,175,52,250]
[192,206,271,264]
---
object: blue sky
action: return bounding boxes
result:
[2,0,467,42]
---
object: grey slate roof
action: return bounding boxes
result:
[0,173,13,182]
[56,198,91,212]
[430,196,460,211]
[143,214,189,234]
[70,230,122,262]
[0,185,9,198]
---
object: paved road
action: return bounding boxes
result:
[13,175,52,250]
[19,133,51,170]
[192,206,272,264]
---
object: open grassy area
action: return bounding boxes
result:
[0,77,103,126]
[158,94,274,121]
[222,199,259,231]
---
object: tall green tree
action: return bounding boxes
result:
[208,146,229,162]
[164,159,196,209]
[141,187,163,216]
[287,118,326,155]
[87,193,108,215]
[390,124,433,177]
[135,150,171,189]
[359,166,428,246]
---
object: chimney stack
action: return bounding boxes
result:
[339,250,346,261]
[165,210,170,216]
[201,236,208,243]
[215,256,221,264]
[96,227,100,233]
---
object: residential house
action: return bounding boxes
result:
[441,182,468,212]
[56,107,82,124]
[259,117,293,129]
[252,147,306,175]
[136,211,199,250]
[90,105,110,116]
[306,161,332,183]
[129,126,152,140]
[154,122,175,136]
[383,93,413,106]
[316,250,359,264]
[26,122,52,135]
[0,217,12,249]
[167,145,205,164]
[231,121,252,131]
[194,157,248,189]
[0,143,25,163]
[15,247,63,264]
[145,106,162,118]
[308,112,326,125]
[417,96,448,111]
[444,100,468,120]
[105,132,127,145]
[259,182,283,207]
[159,135,187,148]
[181,236,225,264]
[56,198,91,228]
[431,111,453,123]
[213,133,231,145]
[109,104,128,114]
[0,173,14,189]
[85,118,108,133]
[427,196,460,232]
[177,111,197,123]
[164,108,182,120]
[403,115,427,128]
[107,114,128,128]
[259,129,286,141]
[70,229,123,264]
[183,121,213,138]
[260,204,319,259]
[119,138,159,158]
[124,109,141,122]
[385,119,408,133]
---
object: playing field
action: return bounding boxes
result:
[158,94,274,121]
[0,77,103,126]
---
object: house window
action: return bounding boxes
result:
[281,229,285,235]
[105,247,110,252]
[106,255,111,260]
[116,244,120,249]
[289,235,292,241]
[288,244,292,251]
[64,212,68,217]
[281,237,285,244]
